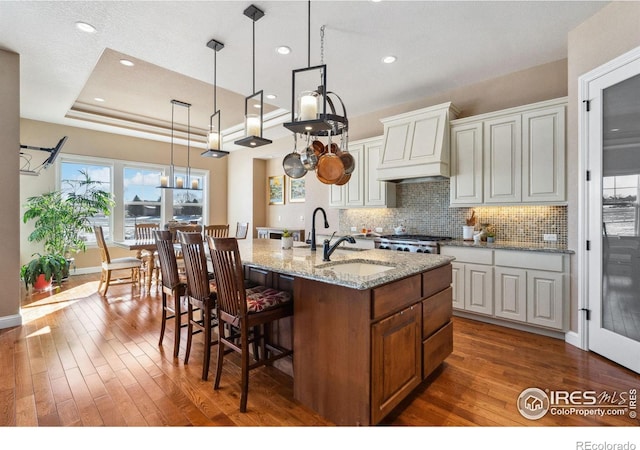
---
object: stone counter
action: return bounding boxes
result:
[236,239,453,290]
[440,239,574,254]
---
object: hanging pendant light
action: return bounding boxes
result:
[283,1,348,137]
[159,99,201,190]
[202,38,229,158]
[234,4,272,148]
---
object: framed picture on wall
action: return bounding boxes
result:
[268,175,285,205]
[289,177,305,203]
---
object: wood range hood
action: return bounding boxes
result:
[376,102,459,183]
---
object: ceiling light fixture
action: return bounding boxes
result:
[234,4,272,148]
[201,38,229,158]
[119,59,135,67]
[75,21,96,33]
[382,55,397,64]
[283,2,348,139]
[159,99,201,190]
[94,97,105,102]
[266,94,277,100]
[276,46,291,55]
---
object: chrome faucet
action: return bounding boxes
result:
[309,207,329,251]
[323,234,356,261]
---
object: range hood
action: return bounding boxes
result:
[377,102,459,183]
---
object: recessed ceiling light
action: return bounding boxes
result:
[276,46,291,55]
[253,104,262,109]
[610,128,620,132]
[75,21,96,33]
[94,97,105,102]
[266,94,277,100]
[382,55,397,64]
[119,59,135,67]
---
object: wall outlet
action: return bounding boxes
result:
[375,227,383,233]
[300,215,304,222]
[543,233,558,242]
[277,215,281,222]
[350,226,357,232]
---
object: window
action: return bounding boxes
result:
[123,167,163,238]
[172,171,204,224]
[603,175,640,236]
[60,160,113,243]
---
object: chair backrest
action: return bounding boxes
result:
[235,222,249,239]
[135,223,159,240]
[179,231,211,301]
[154,230,181,290]
[207,236,247,319]
[168,224,203,242]
[94,225,111,263]
[204,224,230,238]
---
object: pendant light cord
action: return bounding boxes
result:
[307,0,311,68]
[252,16,256,93]
[213,48,217,112]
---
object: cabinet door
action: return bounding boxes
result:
[365,139,394,207]
[329,183,345,207]
[345,144,365,207]
[494,267,527,322]
[484,114,522,203]
[522,105,566,203]
[450,262,465,310]
[464,263,493,315]
[527,270,564,330]
[371,303,421,425]
[450,122,483,205]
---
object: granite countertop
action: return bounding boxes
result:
[440,239,575,254]
[236,239,453,290]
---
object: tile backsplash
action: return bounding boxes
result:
[339,180,567,244]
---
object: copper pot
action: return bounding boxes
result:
[316,141,345,185]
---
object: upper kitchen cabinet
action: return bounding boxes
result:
[330,136,396,208]
[450,97,567,206]
[377,102,460,182]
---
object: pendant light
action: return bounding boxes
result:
[159,99,201,190]
[234,4,272,148]
[283,1,348,137]
[202,38,229,158]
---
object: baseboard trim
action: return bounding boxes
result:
[453,310,566,340]
[71,266,101,275]
[0,313,22,330]
[564,330,582,349]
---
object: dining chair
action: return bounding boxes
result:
[179,231,218,381]
[94,225,142,296]
[235,222,249,239]
[135,222,160,289]
[207,236,293,412]
[154,230,189,358]
[204,224,230,238]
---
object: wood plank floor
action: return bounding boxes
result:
[1,273,639,428]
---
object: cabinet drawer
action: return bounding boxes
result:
[494,250,564,272]
[372,274,422,320]
[422,263,452,298]
[422,287,452,338]
[423,321,453,379]
[440,246,493,265]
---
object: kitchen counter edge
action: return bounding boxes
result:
[440,239,574,254]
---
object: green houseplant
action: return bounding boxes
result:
[23,169,115,257]
[281,229,293,249]
[20,253,67,290]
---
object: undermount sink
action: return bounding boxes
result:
[317,260,395,276]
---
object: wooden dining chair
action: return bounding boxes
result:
[179,231,218,380]
[206,236,293,412]
[204,224,229,238]
[154,230,189,358]
[94,226,142,296]
[135,222,160,289]
[235,222,249,239]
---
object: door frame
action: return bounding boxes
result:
[578,44,640,354]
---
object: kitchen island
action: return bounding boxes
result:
[235,239,454,425]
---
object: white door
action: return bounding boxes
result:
[586,48,640,373]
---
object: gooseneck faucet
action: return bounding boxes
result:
[323,235,356,261]
[310,207,329,251]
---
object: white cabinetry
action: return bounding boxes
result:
[450,97,566,206]
[440,246,568,331]
[329,136,396,208]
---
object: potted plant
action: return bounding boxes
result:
[281,229,293,249]
[20,253,67,291]
[22,169,114,278]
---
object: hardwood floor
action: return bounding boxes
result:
[1,273,639,428]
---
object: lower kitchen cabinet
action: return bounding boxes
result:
[441,246,569,332]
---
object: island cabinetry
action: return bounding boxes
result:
[422,264,454,379]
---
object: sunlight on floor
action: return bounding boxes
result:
[20,280,100,324]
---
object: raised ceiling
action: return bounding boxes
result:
[0,1,608,151]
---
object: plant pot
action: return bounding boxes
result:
[33,273,52,291]
[463,226,475,241]
[281,236,293,249]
